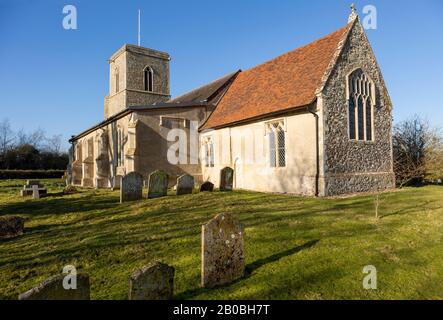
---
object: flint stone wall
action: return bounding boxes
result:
[322,21,395,196]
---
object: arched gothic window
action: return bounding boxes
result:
[144,66,153,92]
[267,120,286,168]
[203,137,214,168]
[348,69,375,141]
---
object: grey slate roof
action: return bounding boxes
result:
[167,70,240,104]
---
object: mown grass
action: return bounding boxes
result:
[0,179,442,300]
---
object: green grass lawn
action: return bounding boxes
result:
[0,179,442,300]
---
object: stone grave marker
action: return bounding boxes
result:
[147,170,168,199]
[220,167,234,191]
[120,172,144,203]
[32,185,40,199]
[201,213,245,288]
[128,261,175,300]
[176,174,194,195]
[200,181,214,192]
[0,216,25,239]
[18,273,90,300]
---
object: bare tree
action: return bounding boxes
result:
[16,128,46,149]
[0,118,15,155]
[393,115,443,187]
[43,134,63,154]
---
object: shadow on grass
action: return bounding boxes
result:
[245,239,319,275]
[175,239,319,300]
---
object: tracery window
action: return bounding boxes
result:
[267,121,286,168]
[203,137,214,168]
[348,69,375,141]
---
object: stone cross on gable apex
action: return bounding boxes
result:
[348,3,358,23]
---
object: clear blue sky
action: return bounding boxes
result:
[0,0,442,150]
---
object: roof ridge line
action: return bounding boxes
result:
[239,23,351,76]
[314,20,356,97]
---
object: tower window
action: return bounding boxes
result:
[144,66,153,92]
[115,67,119,93]
[347,69,375,141]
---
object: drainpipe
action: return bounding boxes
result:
[306,105,320,197]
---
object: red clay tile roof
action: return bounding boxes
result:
[202,24,351,129]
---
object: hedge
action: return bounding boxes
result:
[0,170,65,180]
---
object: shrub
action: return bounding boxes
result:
[0,170,65,180]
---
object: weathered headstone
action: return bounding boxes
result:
[0,216,25,239]
[220,167,234,191]
[128,261,175,300]
[120,172,144,203]
[147,170,169,199]
[176,174,194,195]
[201,213,245,288]
[200,181,214,192]
[32,185,40,199]
[18,273,90,300]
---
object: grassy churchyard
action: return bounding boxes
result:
[0,178,442,300]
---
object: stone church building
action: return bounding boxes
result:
[68,8,395,196]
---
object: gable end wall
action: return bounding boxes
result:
[321,21,395,196]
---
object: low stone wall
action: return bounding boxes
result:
[325,172,395,196]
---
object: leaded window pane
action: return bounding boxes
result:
[366,97,372,141]
[277,129,286,167]
[349,95,356,139]
[269,131,276,167]
[357,96,364,141]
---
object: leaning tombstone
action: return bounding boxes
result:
[200,181,214,192]
[128,261,175,300]
[18,273,90,300]
[0,216,25,239]
[120,172,144,203]
[147,170,169,199]
[220,167,234,191]
[201,213,245,288]
[176,174,194,195]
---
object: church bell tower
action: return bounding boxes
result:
[104,44,171,118]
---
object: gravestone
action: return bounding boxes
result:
[201,213,245,288]
[147,170,168,199]
[200,181,214,192]
[32,185,40,199]
[20,180,47,197]
[0,216,25,239]
[176,174,194,195]
[220,167,234,191]
[128,261,175,300]
[18,273,90,300]
[120,172,144,203]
